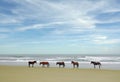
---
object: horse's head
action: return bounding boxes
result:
[71,61,74,64]
[34,61,37,63]
[90,61,94,64]
[56,62,58,65]
[40,62,42,65]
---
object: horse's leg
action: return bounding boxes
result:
[99,65,100,69]
[63,64,65,68]
[28,63,30,67]
[32,64,33,67]
[73,65,74,68]
[47,64,48,67]
[77,64,79,68]
[94,65,95,68]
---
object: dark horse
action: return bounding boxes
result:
[91,61,101,69]
[40,62,49,67]
[28,61,37,67]
[71,61,79,68]
[56,62,65,68]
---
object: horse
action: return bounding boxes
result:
[56,62,65,68]
[71,61,79,68]
[40,62,49,67]
[91,61,101,69]
[28,61,37,67]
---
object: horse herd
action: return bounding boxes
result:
[28,61,101,69]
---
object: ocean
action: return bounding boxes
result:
[0,55,120,70]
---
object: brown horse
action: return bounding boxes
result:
[91,61,101,69]
[71,61,79,68]
[40,62,49,67]
[28,61,37,67]
[56,62,65,68]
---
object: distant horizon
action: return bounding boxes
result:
[0,0,120,55]
[0,54,120,56]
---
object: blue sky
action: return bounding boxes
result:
[0,0,120,55]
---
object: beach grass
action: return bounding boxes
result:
[0,66,120,82]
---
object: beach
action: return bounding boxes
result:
[0,66,120,82]
[0,55,120,70]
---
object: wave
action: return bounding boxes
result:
[0,55,120,64]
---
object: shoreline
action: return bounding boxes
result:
[0,65,120,71]
[0,65,120,82]
[0,55,120,70]
[0,61,120,70]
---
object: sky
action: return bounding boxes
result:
[0,0,120,55]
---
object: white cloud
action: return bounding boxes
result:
[1,0,118,34]
[16,21,65,31]
[1,0,120,43]
[0,28,11,33]
[52,29,65,35]
[0,13,20,24]
[7,0,98,31]
[92,35,120,44]
[93,35,107,40]
[96,14,120,24]
[16,24,43,31]
[93,28,120,33]
[0,34,8,39]
[93,39,120,44]
[1,0,120,27]
[0,19,19,24]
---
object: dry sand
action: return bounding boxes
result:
[0,66,120,82]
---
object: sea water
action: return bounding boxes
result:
[0,55,120,70]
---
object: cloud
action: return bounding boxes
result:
[0,0,120,45]
[16,21,65,31]
[13,0,120,32]
[0,18,19,24]
[93,39,120,44]
[1,1,119,30]
[16,24,43,31]
[92,35,120,44]
[94,0,120,24]
[0,13,20,24]
[1,0,118,34]
[93,35,107,40]
[0,34,8,39]
[93,28,120,33]
[3,0,97,31]
[0,28,11,33]
[1,0,120,24]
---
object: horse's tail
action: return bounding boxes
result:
[63,63,65,67]
[39,62,41,65]
[77,63,79,68]
[28,62,30,67]
[48,63,50,67]
[99,63,101,69]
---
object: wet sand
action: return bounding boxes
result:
[0,66,120,82]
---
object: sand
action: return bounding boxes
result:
[0,66,120,82]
